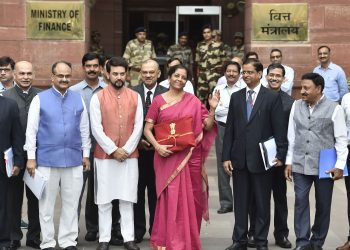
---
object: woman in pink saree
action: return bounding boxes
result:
[144,64,219,250]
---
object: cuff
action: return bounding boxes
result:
[27,151,36,160]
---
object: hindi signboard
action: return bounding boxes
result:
[27,1,84,40]
[252,3,308,41]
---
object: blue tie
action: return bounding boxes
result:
[246,90,254,120]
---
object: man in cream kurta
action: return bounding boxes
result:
[90,57,143,250]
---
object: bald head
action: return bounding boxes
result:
[14,61,34,91]
[231,57,243,67]
[141,59,161,89]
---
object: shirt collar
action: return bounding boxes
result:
[52,85,68,97]
[246,83,262,95]
[318,62,335,70]
[82,78,106,90]
[143,83,157,95]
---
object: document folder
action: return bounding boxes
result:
[319,148,348,179]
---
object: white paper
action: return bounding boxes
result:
[259,137,277,170]
[23,169,47,200]
[4,147,13,177]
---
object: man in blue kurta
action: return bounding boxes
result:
[25,61,91,250]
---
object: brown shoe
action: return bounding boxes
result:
[337,241,350,250]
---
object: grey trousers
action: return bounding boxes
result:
[293,173,334,248]
[215,123,233,209]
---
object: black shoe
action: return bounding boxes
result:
[26,240,41,249]
[225,242,248,250]
[124,241,140,250]
[293,245,311,250]
[1,247,10,250]
[10,240,21,250]
[85,231,98,241]
[217,207,233,214]
[310,243,323,250]
[21,220,28,229]
[42,248,54,250]
[257,246,269,250]
[63,247,77,250]
[276,237,292,248]
[247,235,256,248]
[96,242,109,250]
[110,237,123,246]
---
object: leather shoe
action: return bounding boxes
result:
[134,237,143,244]
[26,239,41,249]
[276,237,292,248]
[293,245,311,250]
[42,248,54,250]
[96,242,109,250]
[257,246,268,250]
[247,235,256,248]
[337,241,350,250]
[124,241,140,250]
[1,247,10,250]
[85,231,98,241]
[110,237,123,246]
[9,240,21,250]
[225,242,248,250]
[217,207,233,214]
[63,247,77,250]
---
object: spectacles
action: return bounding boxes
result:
[241,71,256,75]
[0,68,11,73]
[54,74,71,80]
[270,55,281,59]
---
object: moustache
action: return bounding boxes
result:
[88,71,97,74]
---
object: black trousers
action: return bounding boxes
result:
[232,168,272,247]
[10,169,41,242]
[0,173,12,247]
[133,150,157,239]
[79,153,121,235]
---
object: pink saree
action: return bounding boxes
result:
[145,93,216,250]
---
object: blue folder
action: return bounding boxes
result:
[319,148,348,179]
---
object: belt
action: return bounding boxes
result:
[217,121,226,127]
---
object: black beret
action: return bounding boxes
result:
[135,26,146,33]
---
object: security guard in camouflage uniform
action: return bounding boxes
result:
[167,32,193,71]
[212,30,232,59]
[195,24,227,104]
[232,32,245,61]
[123,27,156,86]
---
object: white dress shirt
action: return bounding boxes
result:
[261,64,295,95]
[214,81,245,123]
[159,79,194,94]
[143,84,157,103]
[217,75,247,89]
[286,96,348,170]
[25,87,91,159]
[341,93,350,144]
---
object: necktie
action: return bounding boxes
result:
[145,90,152,113]
[246,90,254,120]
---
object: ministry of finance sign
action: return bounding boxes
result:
[27,1,84,40]
[252,3,308,41]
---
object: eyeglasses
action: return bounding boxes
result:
[0,68,11,73]
[270,55,281,59]
[241,71,256,75]
[54,74,71,80]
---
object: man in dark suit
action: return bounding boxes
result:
[2,61,41,250]
[223,59,288,250]
[0,95,25,250]
[132,59,167,243]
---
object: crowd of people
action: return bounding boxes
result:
[0,23,350,250]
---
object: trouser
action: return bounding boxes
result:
[99,200,134,243]
[38,166,83,249]
[272,166,289,240]
[232,169,272,247]
[134,150,156,239]
[78,153,121,235]
[293,173,334,248]
[215,123,233,209]
[10,169,40,242]
[0,174,11,247]
[346,148,350,240]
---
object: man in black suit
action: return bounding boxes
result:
[0,96,25,250]
[132,59,167,243]
[223,59,288,250]
[2,61,41,250]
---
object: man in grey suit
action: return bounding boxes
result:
[132,59,167,243]
[3,61,41,250]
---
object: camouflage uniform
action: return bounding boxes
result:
[232,45,245,61]
[223,43,233,59]
[123,39,156,86]
[167,44,193,70]
[195,41,226,104]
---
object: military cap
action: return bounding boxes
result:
[135,26,146,33]
[178,31,189,38]
[234,32,244,38]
